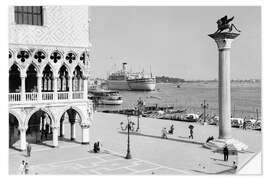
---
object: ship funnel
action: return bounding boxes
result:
[122,63,128,73]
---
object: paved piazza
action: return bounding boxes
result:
[9,112,262,175]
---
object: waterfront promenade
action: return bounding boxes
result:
[9,112,261,174]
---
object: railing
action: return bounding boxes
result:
[9,91,86,103]
[72,91,84,99]
[58,92,69,100]
[9,93,21,102]
[25,92,38,101]
[42,92,54,101]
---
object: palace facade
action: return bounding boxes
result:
[8,6,93,150]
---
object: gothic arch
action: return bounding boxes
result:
[57,62,72,76]
[9,109,23,128]
[25,107,56,128]
[41,62,56,77]
[58,106,85,124]
[25,62,41,76]
[71,63,85,77]
[9,61,23,75]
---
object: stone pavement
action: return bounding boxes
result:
[9,143,187,175]
[9,112,262,175]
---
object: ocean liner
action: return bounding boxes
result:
[107,63,156,91]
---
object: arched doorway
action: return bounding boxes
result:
[26,64,38,92]
[42,64,53,92]
[59,108,82,142]
[73,66,83,91]
[9,113,20,147]
[27,110,53,145]
[9,64,21,93]
[58,65,69,92]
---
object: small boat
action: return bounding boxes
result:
[89,90,123,105]
[231,118,244,128]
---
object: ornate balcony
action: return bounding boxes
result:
[8,91,86,104]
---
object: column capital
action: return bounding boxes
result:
[20,73,27,78]
[208,32,240,50]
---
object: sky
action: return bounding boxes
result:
[89,6,261,80]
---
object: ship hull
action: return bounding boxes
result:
[107,80,130,90]
[127,78,156,91]
[100,99,123,105]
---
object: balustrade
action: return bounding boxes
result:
[72,91,84,99]
[8,93,21,102]
[58,92,69,100]
[9,90,86,103]
[42,92,54,101]
[25,92,38,101]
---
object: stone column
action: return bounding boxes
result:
[53,76,58,101]
[70,122,76,141]
[19,127,27,151]
[209,32,239,139]
[21,74,26,101]
[208,32,248,151]
[68,76,73,100]
[52,127,59,147]
[37,74,42,101]
[81,124,90,144]
[83,77,88,99]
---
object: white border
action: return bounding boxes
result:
[1,0,269,180]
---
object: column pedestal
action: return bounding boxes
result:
[205,32,248,151]
[19,128,26,151]
[81,124,90,144]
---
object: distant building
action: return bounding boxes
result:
[9,6,93,150]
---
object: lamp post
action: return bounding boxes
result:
[201,100,209,123]
[125,115,132,159]
[136,98,145,132]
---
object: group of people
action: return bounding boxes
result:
[19,160,29,175]
[120,121,136,132]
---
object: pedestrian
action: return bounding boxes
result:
[233,161,237,170]
[26,143,32,157]
[168,124,174,134]
[120,122,125,131]
[24,162,29,174]
[93,141,100,153]
[189,128,193,139]
[223,144,229,161]
[19,160,25,174]
[243,118,247,130]
[161,128,168,139]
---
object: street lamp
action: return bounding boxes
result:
[125,115,132,159]
[201,100,209,123]
[136,97,145,132]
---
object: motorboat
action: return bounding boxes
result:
[88,90,123,105]
[231,118,244,128]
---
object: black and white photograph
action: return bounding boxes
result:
[6,2,265,176]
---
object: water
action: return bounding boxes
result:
[95,82,261,118]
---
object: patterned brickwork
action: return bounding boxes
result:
[9,6,89,48]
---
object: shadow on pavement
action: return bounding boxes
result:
[58,137,82,145]
[118,131,203,146]
[191,167,236,174]
[9,146,22,152]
